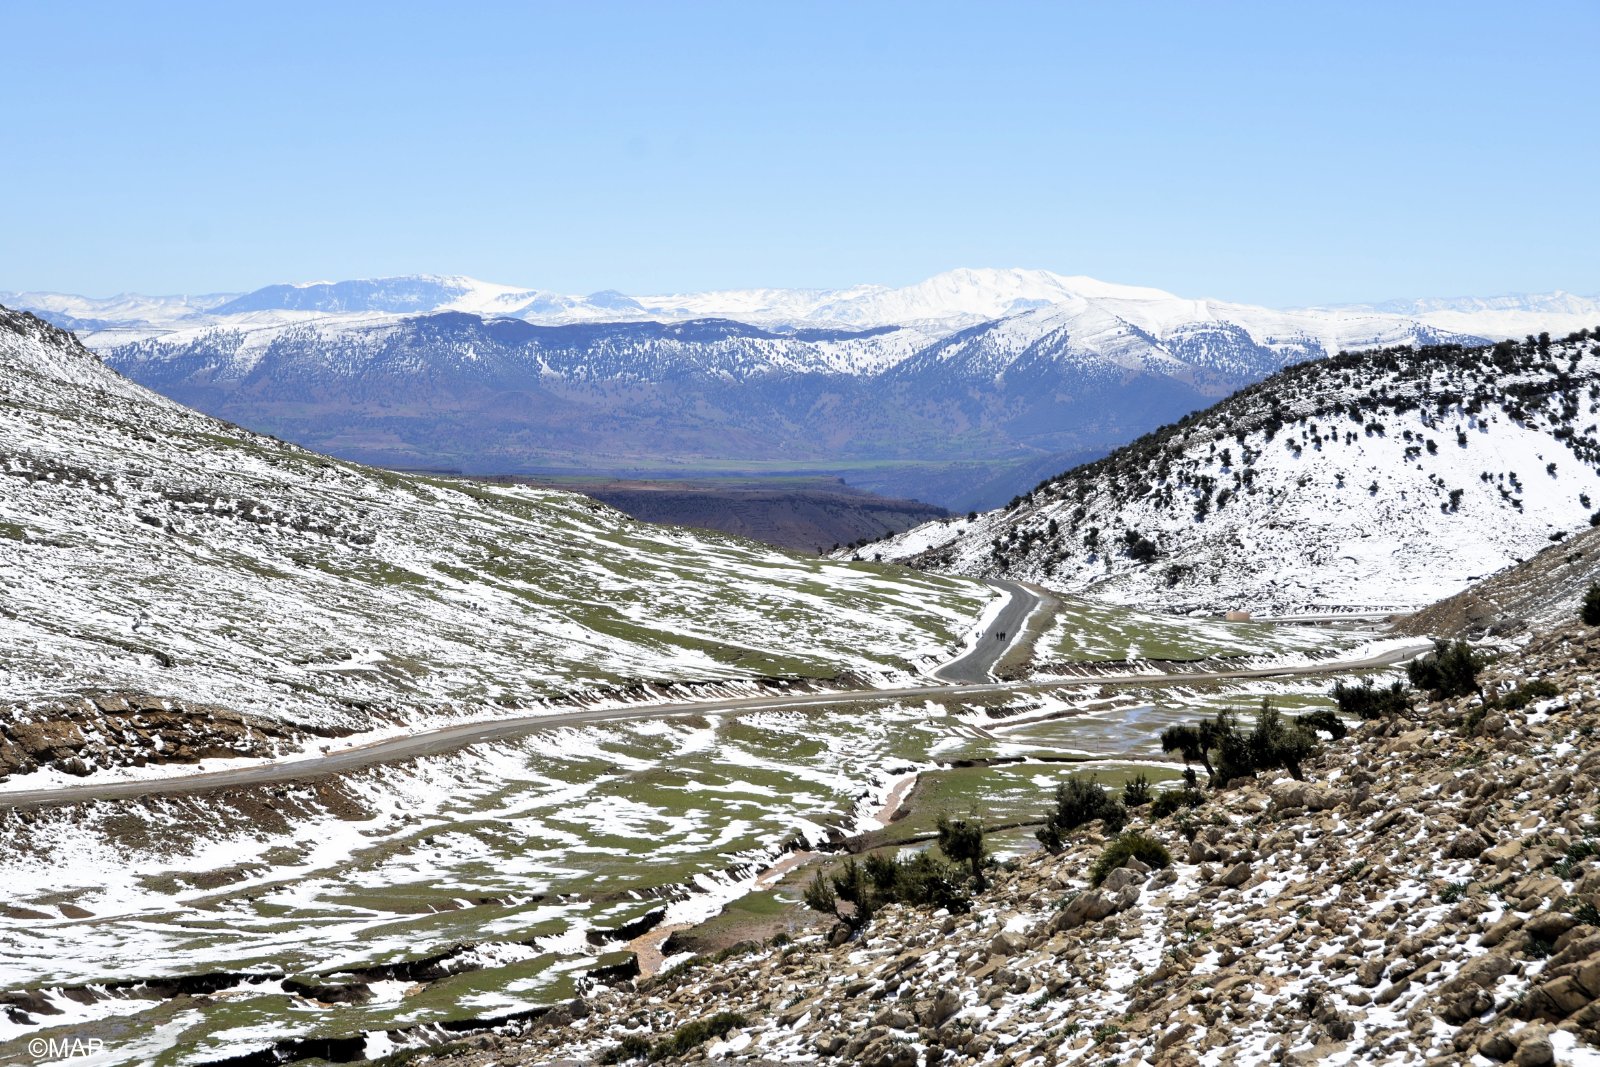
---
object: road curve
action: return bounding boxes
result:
[932,579,1048,684]
[0,637,1434,811]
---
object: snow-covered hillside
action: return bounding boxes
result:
[0,307,989,747]
[871,330,1600,615]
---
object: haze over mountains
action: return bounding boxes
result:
[7,269,1598,511]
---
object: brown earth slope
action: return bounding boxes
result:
[481,476,948,553]
[1397,523,1600,640]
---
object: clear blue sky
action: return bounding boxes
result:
[3,1,1595,305]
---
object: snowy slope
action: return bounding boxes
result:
[0,307,990,740]
[871,330,1600,615]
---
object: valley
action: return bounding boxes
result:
[0,584,1409,1066]
[2,309,1597,1067]
[475,475,947,554]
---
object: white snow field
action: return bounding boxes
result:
[0,306,992,762]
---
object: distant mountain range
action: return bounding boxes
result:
[5,269,1595,510]
[870,329,1600,615]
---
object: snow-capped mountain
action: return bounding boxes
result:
[1321,290,1600,347]
[870,329,1600,615]
[14,268,1594,510]
[91,291,1478,510]
[0,306,985,745]
[17,267,1592,336]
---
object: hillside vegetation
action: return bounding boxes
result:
[877,330,1600,615]
[0,308,989,770]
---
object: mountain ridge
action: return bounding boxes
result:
[868,329,1600,614]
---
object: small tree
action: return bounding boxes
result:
[1037,776,1126,853]
[1584,582,1600,626]
[1332,679,1409,720]
[1248,703,1317,781]
[830,859,873,928]
[937,814,988,890]
[802,870,836,917]
[1161,722,1219,784]
[1407,639,1483,700]
[1122,772,1153,807]
[1295,708,1348,740]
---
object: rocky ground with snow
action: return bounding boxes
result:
[420,618,1600,1067]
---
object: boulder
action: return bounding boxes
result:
[1446,829,1492,860]
[1219,861,1252,888]
[1054,890,1118,931]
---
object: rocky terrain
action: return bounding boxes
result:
[0,691,328,780]
[418,618,1600,1066]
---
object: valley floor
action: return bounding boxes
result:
[416,622,1600,1067]
[0,597,1402,1066]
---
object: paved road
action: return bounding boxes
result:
[0,626,1431,812]
[932,579,1048,684]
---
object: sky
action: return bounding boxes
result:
[2,1,1596,306]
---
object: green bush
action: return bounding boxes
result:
[601,1034,653,1063]
[1498,678,1559,711]
[1037,777,1127,853]
[1247,704,1318,781]
[937,814,988,889]
[648,1012,749,1060]
[1331,679,1409,719]
[806,839,975,930]
[801,870,836,916]
[1295,708,1348,740]
[1121,772,1153,807]
[1150,786,1205,818]
[1408,640,1483,699]
[1585,582,1600,626]
[1089,832,1172,886]
[1167,702,1319,785]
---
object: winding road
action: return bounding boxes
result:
[0,581,1430,811]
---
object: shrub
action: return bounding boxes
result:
[1089,832,1172,886]
[1331,679,1410,720]
[602,1034,653,1064]
[937,814,988,889]
[1407,640,1484,700]
[1160,714,1232,783]
[801,870,836,916]
[1037,776,1126,853]
[649,1012,749,1060]
[1295,708,1348,740]
[1248,704,1318,780]
[806,843,975,930]
[1172,702,1318,784]
[1585,582,1600,626]
[1121,772,1153,807]
[1497,678,1559,711]
[1151,786,1205,818]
